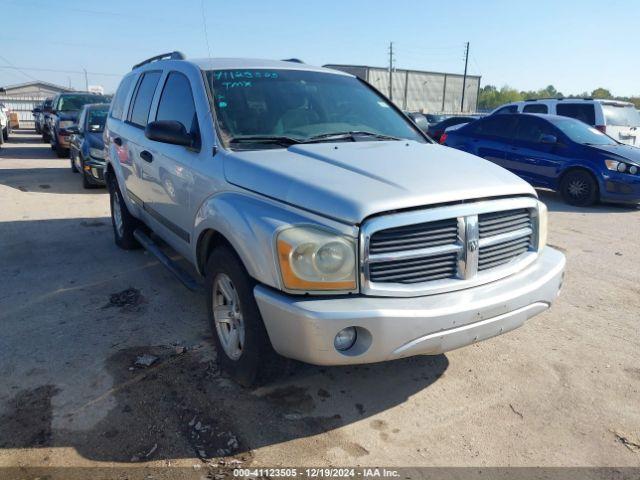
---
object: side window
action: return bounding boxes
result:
[470,115,517,139]
[494,105,518,115]
[155,72,199,138]
[110,75,136,120]
[556,103,596,126]
[128,71,162,128]
[523,104,548,114]
[514,117,555,143]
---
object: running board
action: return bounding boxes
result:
[133,229,203,293]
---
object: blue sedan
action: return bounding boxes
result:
[443,113,640,206]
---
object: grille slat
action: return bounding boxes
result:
[369,218,458,255]
[478,209,532,239]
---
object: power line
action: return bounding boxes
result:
[0,65,123,77]
[0,55,39,82]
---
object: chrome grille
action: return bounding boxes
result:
[360,198,540,297]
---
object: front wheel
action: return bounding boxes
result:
[560,170,598,207]
[108,174,140,249]
[70,152,78,173]
[205,246,277,387]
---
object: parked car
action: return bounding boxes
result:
[425,113,449,124]
[443,113,640,206]
[405,111,429,133]
[68,103,109,188]
[47,92,111,157]
[0,105,7,145]
[40,97,54,142]
[428,115,479,143]
[491,98,640,147]
[105,53,565,386]
[32,103,43,134]
[0,102,10,141]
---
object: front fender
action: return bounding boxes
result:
[192,191,357,290]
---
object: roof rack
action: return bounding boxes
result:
[524,97,565,102]
[281,58,304,63]
[132,51,185,70]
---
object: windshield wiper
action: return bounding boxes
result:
[228,135,302,147]
[303,131,401,143]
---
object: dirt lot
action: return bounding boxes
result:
[1,130,639,474]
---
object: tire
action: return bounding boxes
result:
[108,174,141,250]
[55,143,67,158]
[560,169,598,207]
[205,245,278,387]
[2,127,8,141]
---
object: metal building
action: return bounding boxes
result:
[323,64,481,113]
[0,81,72,127]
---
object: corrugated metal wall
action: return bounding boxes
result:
[324,64,480,113]
[0,96,43,127]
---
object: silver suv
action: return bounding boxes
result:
[105,52,566,385]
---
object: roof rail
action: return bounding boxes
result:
[281,58,304,63]
[524,97,565,102]
[132,51,186,70]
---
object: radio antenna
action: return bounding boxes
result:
[200,0,212,57]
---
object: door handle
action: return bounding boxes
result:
[140,150,153,163]
[113,137,122,146]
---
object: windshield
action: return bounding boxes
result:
[86,109,108,132]
[56,94,110,112]
[553,117,617,145]
[206,69,425,147]
[602,104,640,127]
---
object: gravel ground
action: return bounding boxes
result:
[0,130,639,475]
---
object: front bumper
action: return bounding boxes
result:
[255,246,565,365]
[84,157,106,184]
[600,171,640,204]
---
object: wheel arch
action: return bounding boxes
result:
[559,165,601,194]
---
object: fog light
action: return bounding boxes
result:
[334,327,357,351]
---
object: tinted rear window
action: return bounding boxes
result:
[494,105,518,114]
[523,104,548,114]
[556,103,596,126]
[469,115,517,138]
[602,104,640,127]
[128,71,162,127]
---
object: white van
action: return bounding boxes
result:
[491,99,640,147]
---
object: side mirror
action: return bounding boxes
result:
[540,134,557,144]
[32,107,42,114]
[66,125,79,134]
[145,120,192,147]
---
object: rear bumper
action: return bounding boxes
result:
[255,247,565,366]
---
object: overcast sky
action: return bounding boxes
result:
[2,0,638,96]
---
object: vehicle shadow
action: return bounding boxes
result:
[0,168,106,194]
[0,216,449,464]
[537,189,639,214]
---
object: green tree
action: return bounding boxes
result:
[591,88,613,99]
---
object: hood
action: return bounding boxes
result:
[223,141,536,224]
[589,143,640,165]
[86,132,104,149]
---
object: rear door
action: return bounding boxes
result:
[601,102,640,146]
[138,71,200,248]
[106,73,137,189]
[121,71,162,201]
[461,114,518,168]
[504,116,564,187]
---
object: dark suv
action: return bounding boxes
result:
[48,92,110,157]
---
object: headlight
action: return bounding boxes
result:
[276,227,356,291]
[59,120,74,129]
[90,147,104,159]
[537,201,548,251]
[605,159,639,175]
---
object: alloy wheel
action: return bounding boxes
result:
[212,273,245,360]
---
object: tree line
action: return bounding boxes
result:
[478,85,640,111]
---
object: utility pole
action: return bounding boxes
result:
[388,41,394,102]
[461,42,469,112]
[83,68,89,91]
